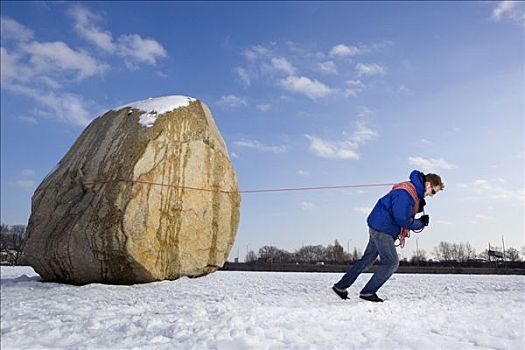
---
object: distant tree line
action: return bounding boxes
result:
[1,224,523,267]
[1,224,27,265]
[250,240,358,264]
[245,240,524,265]
[431,241,521,263]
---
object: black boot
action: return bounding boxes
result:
[359,293,384,302]
[332,286,348,300]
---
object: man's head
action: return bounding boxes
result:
[423,173,444,197]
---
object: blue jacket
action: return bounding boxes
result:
[367,170,426,238]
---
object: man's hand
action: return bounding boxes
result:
[420,214,430,226]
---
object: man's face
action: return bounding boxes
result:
[424,182,442,197]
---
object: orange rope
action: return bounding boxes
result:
[82,178,395,194]
[81,178,420,248]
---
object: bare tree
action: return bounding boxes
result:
[433,241,477,262]
[351,247,362,262]
[275,249,294,263]
[0,223,8,253]
[452,243,473,262]
[505,247,521,262]
[295,245,325,263]
[245,240,512,266]
[464,242,476,260]
[325,240,346,263]
[245,250,258,263]
[433,241,453,261]
[457,243,466,262]
[478,249,489,261]
[258,246,280,263]
[410,249,427,263]
[0,224,27,265]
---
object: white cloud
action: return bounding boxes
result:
[492,1,515,20]
[419,139,433,145]
[10,169,37,190]
[305,134,358,160]
[475,214,496,221]
[1,44,95,126]
[68,6,114,52]
[236,41,387,98]
[216,95,247,109]
[279,75,334,100]
[357,105,373,118]
[459,180,525,202]
[329,41,393,58]
[233,139,287,153]
[270,57,295,75]
[17,116,38,125]
[117,34,167,66]
[297,170,310,177]
[68,5,167,66]
[238,44,294,87]
[491,1,524,23]
[237,44,297,89]
[256,104,271,112]
[347,121,378,143]
[3,78,92,126]
[354,207,372,215]
[0,47,33,85]
[21,169,36,177]
[300,201,317,211]
[235,67,251,87]
[408,156,457,172]
[230,152,239,159]
[21,41,108,79]
[355,63,386,76]
[9,179,36,190]
[330,44,360,57]
[40,76,63,89]
[35,91,93,126]
[1,13,154,127]
[318,61,337,74]
[345,80,364,97]
[306,121,377,160]
[398,84,411,94]
[2,31,108,87]
[242,45,271,60]
[1,16,34,42]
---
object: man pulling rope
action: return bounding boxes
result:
[332,169,444,302]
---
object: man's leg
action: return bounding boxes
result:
[360,230,399,297]
[334,231,379,290]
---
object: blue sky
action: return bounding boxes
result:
[1,1,524,260]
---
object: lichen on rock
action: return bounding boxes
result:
[22,96,240,285]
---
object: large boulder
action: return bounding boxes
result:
[23,96,241,285]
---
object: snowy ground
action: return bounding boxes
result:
[1,266,524,350]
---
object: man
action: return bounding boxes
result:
[332,170,444,302]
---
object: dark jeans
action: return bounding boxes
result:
[334,228,399,295]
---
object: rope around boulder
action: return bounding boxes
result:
[82,178,395,194]
[82,178,423,248]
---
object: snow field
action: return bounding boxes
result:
[1,267,524,350]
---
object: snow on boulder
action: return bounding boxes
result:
[22,96,241,285]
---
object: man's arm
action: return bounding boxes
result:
[391,190,425,230]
